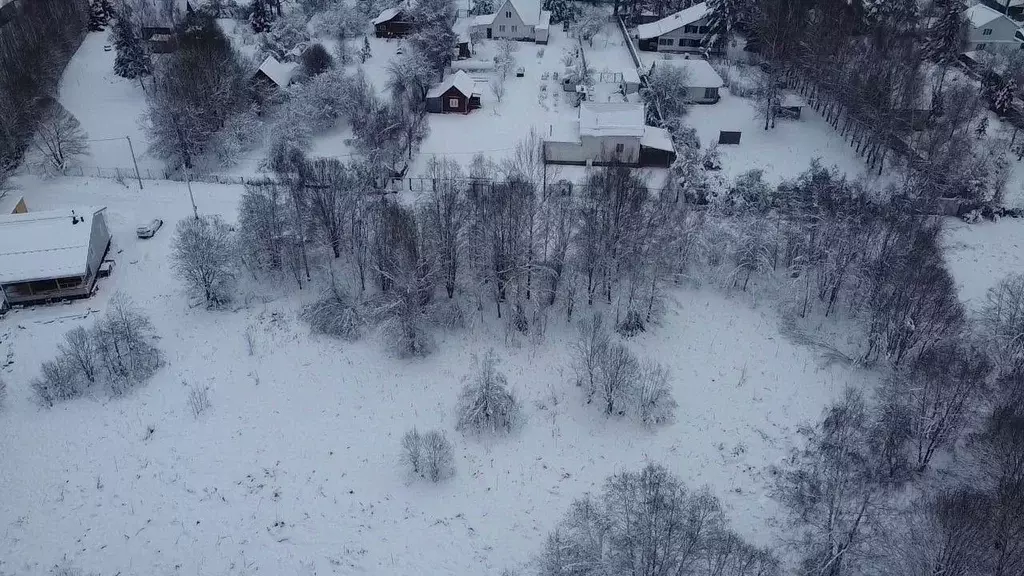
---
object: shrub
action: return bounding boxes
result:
[402,428,454,482]
[32,356,82,407]
[187,385,211,419]
[455,351,521,435]
[94,293,162,393]
[634,361,677,427]
[421,430,455,482]
[300,42,333,76]
[615,309,645,337]
[59,326,98,383]
[401,428,423,475]
[980,273,1024,360]
[301,291,362,340]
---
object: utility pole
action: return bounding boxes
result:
[126,136,143,190]
[184,164,198,219]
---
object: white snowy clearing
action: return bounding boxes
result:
[944,217,1024,306]
[0,175,866,575]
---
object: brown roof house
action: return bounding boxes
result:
[426,71,482,113]
[372,0,417,38]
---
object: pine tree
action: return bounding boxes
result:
[469,0,493,16]
[993,79,1016,115]
[925,0,966,64]
[112,5,151,81]
[101,0,115,21]
[702,0,742,50]
[89,0,107,31]
[360,35,372,63]
[250,0,270,33]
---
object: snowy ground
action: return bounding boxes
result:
[0,175,867,575]
[683,87,891,185]
[943,217,1024,306]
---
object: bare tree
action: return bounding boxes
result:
[59,326,98,384]
[238,180,288,274]
[421,429,455,482]
[421,157,466,299]
[572,312,611,402]
[305,158,356,259]
[171,215,236,307]
[94,293,162,393]
[401,428,423,475]
[980,273,1024,361]
[32,104,88,173]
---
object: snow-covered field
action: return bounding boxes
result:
[0,175,865,575]
[944,217,1024,306]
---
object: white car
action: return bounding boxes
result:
[136,219,163,239]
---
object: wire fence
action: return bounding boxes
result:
[17,163,253,186]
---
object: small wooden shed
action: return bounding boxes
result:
[426,71,481,114]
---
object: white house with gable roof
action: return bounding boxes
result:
[963,3,1024,52]
[471,0,551,43]
[636,2,718,54]
[543,102,676,167]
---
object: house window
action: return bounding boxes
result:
[659,38,673,45]
[978,42,987,49]
[983,28,993,36]
[449,98,459,108]
[615,143,625,154]
[499,24,506,31]
[684,25,696,33]
[505,10,512,17]
[512,25,517,32]
[703,87,718,99]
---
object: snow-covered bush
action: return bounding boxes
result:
[301,290,362,340]
[615,309,646,337]
[980,273,1024,360]
[187,385,211,419]
[455,351,521,435]
[313,3,367,40]
[642,63,692,121]
[634,361,677,427]
[421,429,455,482]
[260,11,312,57]
[539,464,778,576]
[172,215,237,308]
[208,105,262,168]
[60,326,99,384]
[401,428,423,475]
[300,42,333,77]
[32,356,82,407]
[95,293,162,394]
[402,428,454,481]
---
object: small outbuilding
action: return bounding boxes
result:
[675,58,724,103]
[0,194,27,215]
[373,2,417,38]
[426,70,482,113]
[0,207,111,307]
[253,55,298,91]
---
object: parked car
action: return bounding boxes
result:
[136,218,163,239]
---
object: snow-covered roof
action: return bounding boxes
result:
[0,207,105,285]
[545,120,582,143]
[256,55,297,88]
[637,2,709,40]
[473,13,496,26]
[372,6,403,25]
[579,102,646,138]
[964,3,1005,28]
[0,194,24,214]
[427,70,478,98]
[536,9,551,30]
[675,58,723,88]
[641,126,674,152]
[503,0,541,26]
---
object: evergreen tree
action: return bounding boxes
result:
[469,0,493,15]
[112,4,151,81]
[100,0,114,23]
[544,0,580,24]
[863,0,917,34]
[360,35,372,63]
[925,0,966,64]
[250,0,271,33]
[992,79,1016,115]
[702,0,744,52]
[89,0,107,31]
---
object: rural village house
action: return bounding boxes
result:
[542,102,676,167]
[0,207,111,308]
[963,3,1024,52]
[636,2,718,54]
[372,0,417,38]
[649,58,724,104]
[426,70,482,113]
[470,0,552,44]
